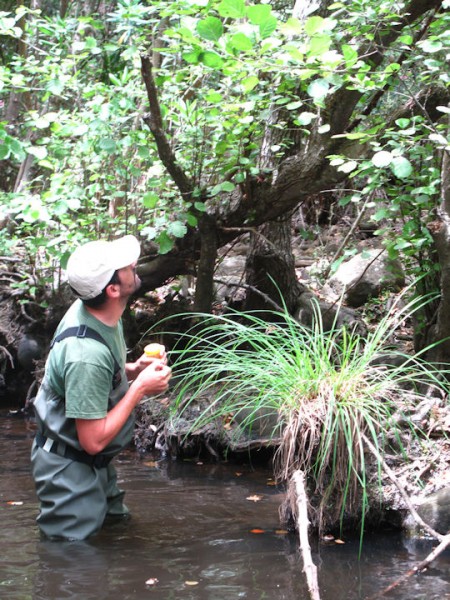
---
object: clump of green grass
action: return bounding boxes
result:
[168,294,448,534]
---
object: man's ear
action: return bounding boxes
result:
[105,282,121,299]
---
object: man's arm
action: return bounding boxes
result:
[76,361,171,455]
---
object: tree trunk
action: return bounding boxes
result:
[193,215,218,313]
[244,215,302,315]
[426,133,450,363]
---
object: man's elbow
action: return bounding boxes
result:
[76,418,107,455]
[81,440,105,455]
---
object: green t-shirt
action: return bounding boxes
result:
[47,300,127,419]
[34,299,134,457]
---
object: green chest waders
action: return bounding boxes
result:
[31,325,134,540]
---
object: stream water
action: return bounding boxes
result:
[1,406,449,600]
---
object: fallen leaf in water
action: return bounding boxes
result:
[250,528,265,534]
[335,539,345,544]
[185,581,199,586]
[246,495,263,502]
[145,578,159,586]
[7,501,23,506]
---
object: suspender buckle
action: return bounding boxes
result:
[77,324,88,338]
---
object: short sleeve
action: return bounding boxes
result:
[64,361,112,419]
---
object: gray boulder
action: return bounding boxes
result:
[404,487,450,536]
[327,248,405,307]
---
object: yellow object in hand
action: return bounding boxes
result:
[144,343,164,358]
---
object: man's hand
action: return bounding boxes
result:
[126,345,168,380]
[134,360,172,396]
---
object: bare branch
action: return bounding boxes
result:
[140,54,193,200]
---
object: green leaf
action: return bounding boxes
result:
[342,44,358,66]
[218,0,245,19]
[9,138,25,161]
[280,17,302,36]
[46,79,65,95]
[0,144,10,160]
[168,221,188,238]
[186,213,198,227]
[259,16,278,39]
[98,138,117,153]
[230,32,253,52]
[337,160,358,173]
[390,156,413,179]
[286,100,302,110]
[241,75,259,92]
[221,181,235,192]
[395,118,410,129]
[373,208,390,221]
[421,39,443,53]
[197,17,223,42]
[371,151,392,168]
[199,51,224,69]
[307,79,330,100]
[304,16,325,36]
[157,231,174,254]
[28,146,48,160]
[142,192,159,209]
[247,4,272,25]
[206,91,223,103]
[183,50,200,64]
[296,112,316,125]
[308,34,331,56]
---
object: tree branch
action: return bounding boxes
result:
[362,433,444,542]
[140,54,193,200]
[292,470,321,600]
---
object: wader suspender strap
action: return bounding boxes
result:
[50,324,122,390]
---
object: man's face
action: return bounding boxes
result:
[115,262,141,300]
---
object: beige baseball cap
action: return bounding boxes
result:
[67,235,141,300]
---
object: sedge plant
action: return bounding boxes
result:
[167,292,448,537]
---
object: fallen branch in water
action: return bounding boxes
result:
[292,470,321,600]
[367,532,450,599]
[362,433,449,599]
[362,433,443,542]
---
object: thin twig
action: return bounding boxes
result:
[293,470,321,600]
[362,433,443,542]
[0,345,14,368]
[323,193,374,281]
[213,278,284,311]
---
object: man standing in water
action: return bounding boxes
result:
[31,235,172,540]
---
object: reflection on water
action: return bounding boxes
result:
[1,409,449,600]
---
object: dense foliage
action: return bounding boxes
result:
[0,0,449,299]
